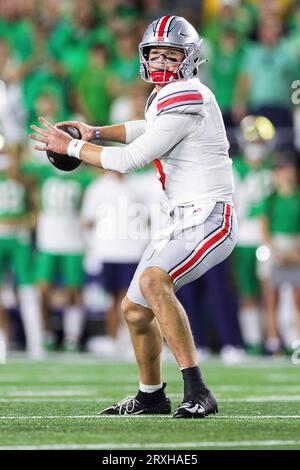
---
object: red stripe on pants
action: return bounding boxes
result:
[170,204,232,282]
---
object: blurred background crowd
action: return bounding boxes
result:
[0,0,300,363]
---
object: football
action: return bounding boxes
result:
[47,125,82,171]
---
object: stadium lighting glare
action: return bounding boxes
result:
[256,116,276,141]
[256,245,271,262]
[241,115,276,142]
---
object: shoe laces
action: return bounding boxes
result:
[115,396,140,415]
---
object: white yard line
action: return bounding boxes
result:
[221,396,300,402]
[0,415,299,420]
[0,440,299,450]
[266,374,300,382]
[212,385,300,391]
[168,395,300,402]
[0,398,106,402]
[1,395,300,403]
[0,390,95,396]
[0,377,139,383]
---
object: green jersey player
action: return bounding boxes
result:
[233,138,273,354]
[0,148,43,359]
[27,162,94,351]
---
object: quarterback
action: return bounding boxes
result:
[29,16,238,418]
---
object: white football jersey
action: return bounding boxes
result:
[101,78,234,207]
[145,78,234,205]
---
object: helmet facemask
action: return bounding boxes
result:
[140,46,184,84]
[139,42,204,85]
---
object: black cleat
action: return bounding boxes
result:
[173,389,218,419]
[98,390,171,416]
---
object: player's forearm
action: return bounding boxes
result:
[96,121,147,144]
[78,142,105,168]
[95,124,126,144]
[75,141,137,173]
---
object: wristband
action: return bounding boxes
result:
[67,139,86,159]
[95,127,101,140]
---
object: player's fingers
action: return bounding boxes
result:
[34,144,47,151]
[55,120,78,128]
[38,116,56,130]
[28,133,48,144]
[30,124,48,137]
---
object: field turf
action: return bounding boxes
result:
[0,355,299,450]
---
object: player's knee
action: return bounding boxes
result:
[139,267,172,300]
[121,296,150,332]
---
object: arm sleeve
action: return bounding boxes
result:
[124,120,147,144]
[101,113,197,174]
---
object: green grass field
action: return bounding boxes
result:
[0,355,299,450]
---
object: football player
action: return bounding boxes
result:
[0,147,44,359]
[29,16,238,418]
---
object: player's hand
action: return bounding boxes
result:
[29,116,72,154]
[55,120,95,141]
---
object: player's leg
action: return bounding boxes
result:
[234,246,263,354]
[14,236,44,359]
[140,267,197,367]
[122,296,163,385]
[115,262,139,352]
[99,296,171,415]
[137,202,237,418]
[176,281,209,359]
[139,266,219,419]
[35,252,56,349]
[263,280,280,353]
[62,254,85,351]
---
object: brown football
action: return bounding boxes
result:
[47,125,82,171]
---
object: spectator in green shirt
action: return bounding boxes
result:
[209,22,245,148]
[0,0,34,61]
[259,157,300,354]
[234,16,298,149]
[111,29,140,86]
[75,43,113,125]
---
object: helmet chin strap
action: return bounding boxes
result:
[149,70,178,83]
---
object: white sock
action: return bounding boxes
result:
[18,286,44,358]
[63,305,84,345]
[139,383,163,393]
[239,306,263,346]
